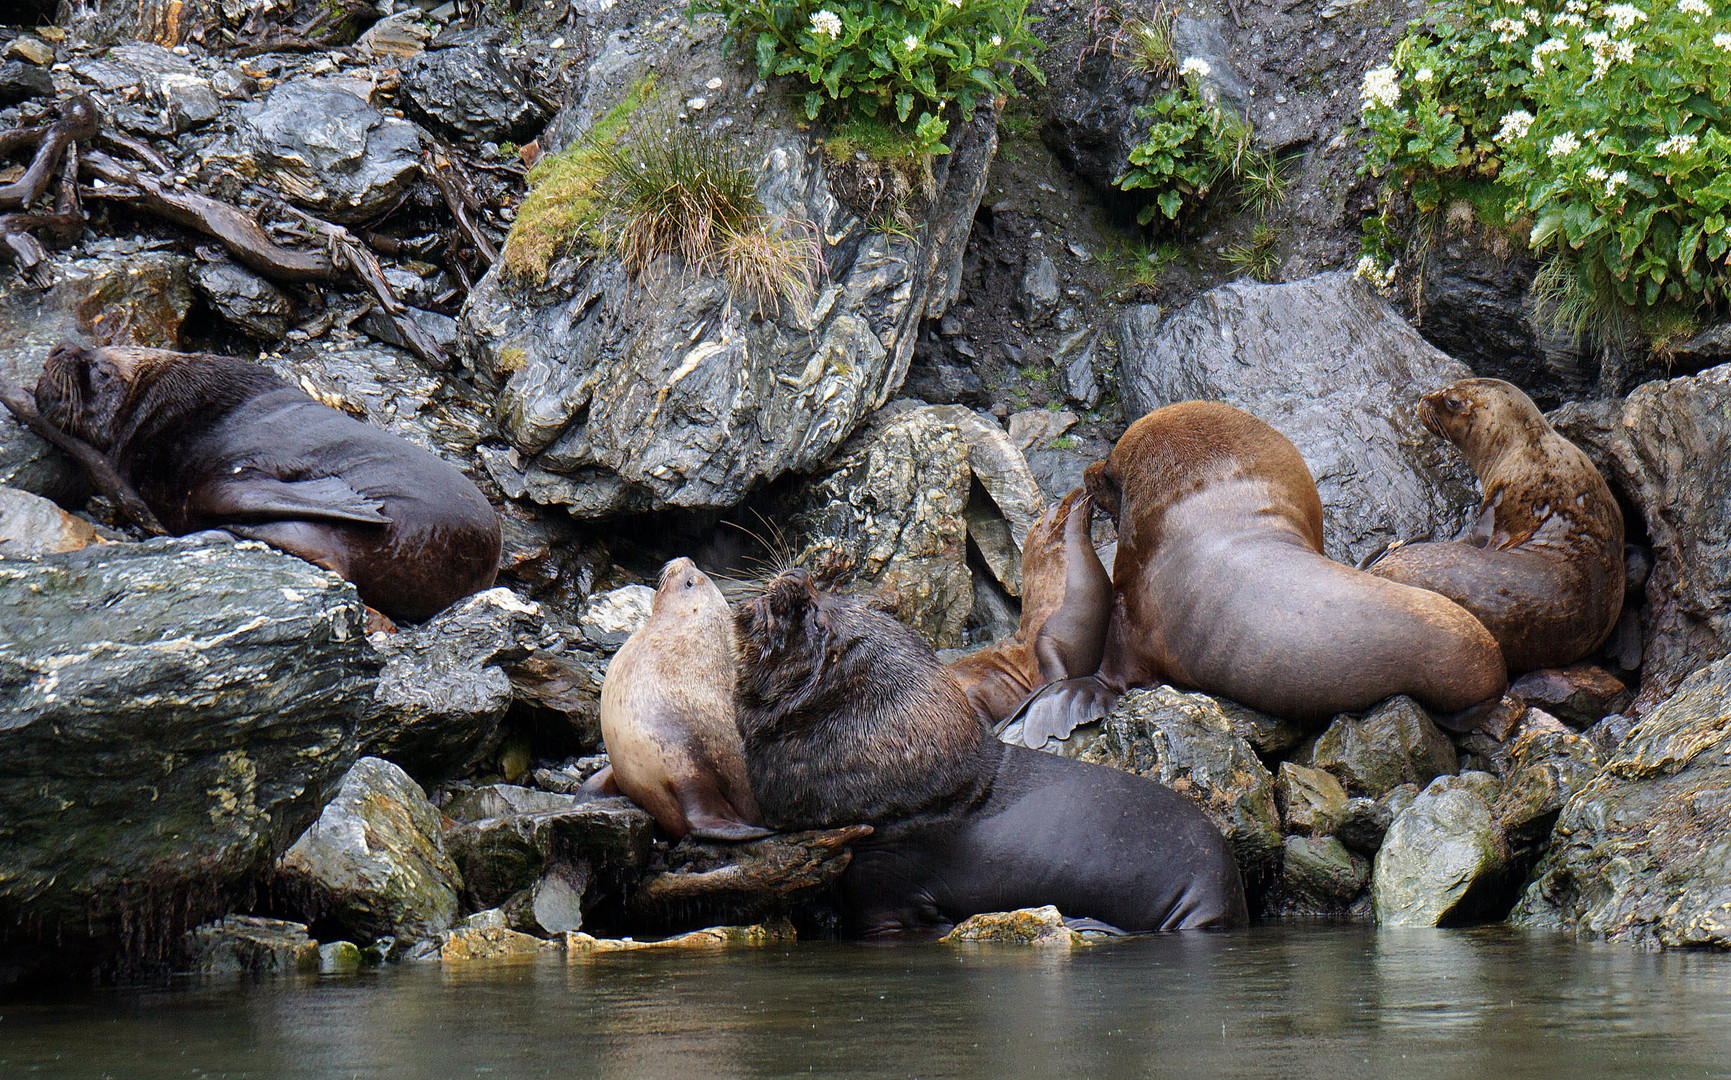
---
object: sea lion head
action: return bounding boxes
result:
[1418,378,1545,471]
[733,568,989,829]
[34,342,147,450]
[652,556,732,627]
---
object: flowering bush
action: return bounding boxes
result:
[1114,61,1285,226]
[1361,0,1731,318]
[689,0,1043,157]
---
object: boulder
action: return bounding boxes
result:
[1298,696,1458,798]
[1273,835,1370,915]
[461,19,998,517]
[276,757,462,943]
[1507,665,1632,729]
[941,906,1091,946]
[575,584,653,649]
[180,916,319,977]
[925,403,1050,597]
[0,485,98,557]
[192,261,296,340]
[400,33,552,143]
[1275,762,1348,837]
[1072,686,1283,890]
[1372,772,1510,927]
[1114,274,1480,564]
[0,534,377,967]
[1512,656,1731,948]
[566,921,796,952]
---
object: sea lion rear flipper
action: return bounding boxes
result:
[199,475,391,526]
[995,675,1120,748]
[578,764,620,797]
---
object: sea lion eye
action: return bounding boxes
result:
[1441,395,1467,413]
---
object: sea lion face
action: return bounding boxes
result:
[34,343,143,450]
[653,556,727,621]
[734,568,842,714]
[1418,378,1542,465]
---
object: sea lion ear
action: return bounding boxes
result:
[1083,461,1120,522]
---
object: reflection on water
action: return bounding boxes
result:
[5,924,1731,1080]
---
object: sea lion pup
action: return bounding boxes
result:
[27,343,500,623]
[734,568,1247,939]
[1007,401,1507,745]
[591,557,771,842]
[1364,378,1624,673]
[946,487,1112,724]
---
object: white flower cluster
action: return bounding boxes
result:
[1565,0,1588,10]
[1415,67,1434,82]
[809,9,841,39]
[1587,165,1609,181]
[1553,11,1586,27]
[1490,16,1529,42]
[1656,133,1698,155]
[902,33,921,50]
[1531,37,1569,73]
[1353,254,1397,291]
[1605,169,1629,197]
[990,32,1002,47]
[1549,131,1581,157]
[1496,109,1535,142]
[1180,57,1213,77]
[1716,31,1731,47]
[1678,0,1712,20]
[1360,65,1400,110]
[1604,3,1648,30]
[1579,29,1635,78]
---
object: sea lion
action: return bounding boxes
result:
[1364,378,1624,673]
[1008,401,1507,745]
[734,568,1247,939]
[593,557,770,842]
[946,487,1112,724]
[21,343,500,623]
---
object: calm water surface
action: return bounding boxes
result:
[4,923,1730,1079]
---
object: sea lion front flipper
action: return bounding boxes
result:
[678,778,773,841]
[995,675,1120,748]
[578,764,620,797]
[198,475,391,525]
[1,383,168,535]
[1032,490,1112,682]
[684,815,775,842]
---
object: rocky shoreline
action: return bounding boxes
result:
[4,0,1731,986]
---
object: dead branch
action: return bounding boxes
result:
[0,96,99,211]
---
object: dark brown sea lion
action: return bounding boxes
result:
[946,487,1112,724]
[592,557,771,842]
[23,343,500,623]
[734,568,1247,939]
[1364,378,1624,673]
[1008,401,1507,745]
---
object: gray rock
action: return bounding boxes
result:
[1512,655,1731,947]
[1115,274,1480,564]
[1299,696,1458,798]
[925,403,1049,597]
[1275,761,1347,837]
[192,260,296,339]
[1507,665,1633,728]
[1072,686,1283,890]
[0,486,98,557]
[1334,796,1393,855]
[506,649,604,756]
[1052,329,1102,410]
[362,588,545,782]
[181,916,319,976]
[203,80,422,223]
[276,757,462,942]
[0,61,54,105]
[1491,722,1600,848]
[105,44,220,132]
[401,36,551,143]
[1274,835,1370,914]
[1373,772,1510,927]
[795,406,973,647]
[576,584,654,648]
[0,534,376,965]
[1020,253,1060,324]
[461,21,997,517]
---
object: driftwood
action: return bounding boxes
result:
[0,383,168,535]
[632,825,873,907]
[0,96,98,211]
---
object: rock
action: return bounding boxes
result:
[903,359,987,407]
[1299,696,1458,798]
[105,44,219,132]
[192,261,296,339]
[630,826,870,929]
[0,486,99,557]
[925,402,1050,596]
[1115,274,1480,564]
[181,916,319,976]
[203,80,422,223]
[941,906,1091,945]
[575,584,653,648]
[357,11,434,61]
[57,0,220,47]
[1072,686,1283,890]
[1512,655,1731,948]
[505,650,603,756]
[463,21,998,517]
[276,757,462,942]
[565,920,796,952]
[1334,795,1392,855]
[0,534,376,969]
[1273,836,1370,914]
[362,588,545,782]
[1038,18,1154,197]
[1491,723,1600,849]
[794,406,972,647]
[1052,329,1102,410]
[1006,409,1077,455]
[1553,366,1731,711]
[1020,254,1060,324]
[1507,665,1632,728]
[400,34,552,143]
[1275,762,1348,837]
[437,925,553,961]
[0,61,54,105]
[1372,772,1511,927]
[318,940,364,974]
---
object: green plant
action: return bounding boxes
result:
[1119,9,1177,77]
[1223,221,1283,282]
[690,0,1045,158]
[1103,235,1177,295]
[1114,68,1283,225]
[1360,0,1731,332]
[1047,434,1079,450]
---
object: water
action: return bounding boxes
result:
[5,924,1731,1080]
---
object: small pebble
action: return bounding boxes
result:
[705,77,723,89]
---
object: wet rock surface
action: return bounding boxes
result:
[1297,696,1459,799]
[181,916,319,977]
[1372,772,1510,928]
[941,906,1091,946]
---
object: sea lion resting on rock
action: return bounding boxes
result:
[947,487,1112,724]
[22,343,500,623]
[1007,401,1507,745]
[591,557,771,841]
[735,568,1247,939]
[1365,378,1624,673]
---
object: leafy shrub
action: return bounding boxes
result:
[1360,0,1731,325]
[1114,63,1286,226]
[689,0,1044,157]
